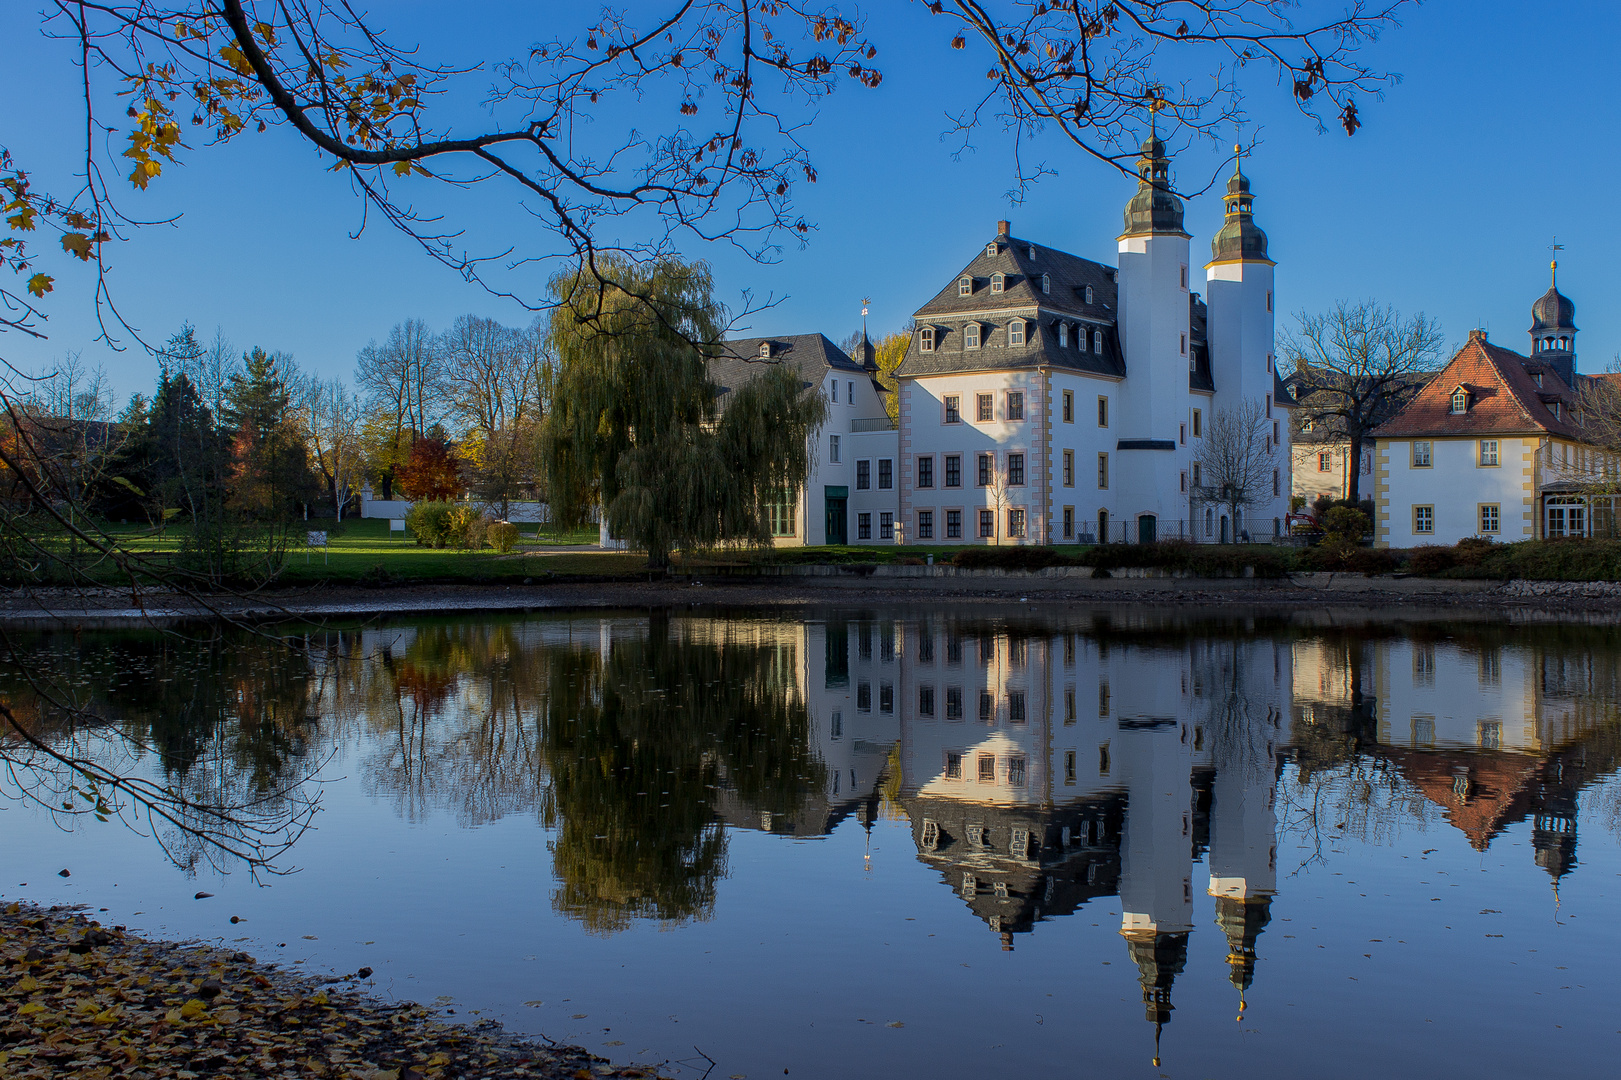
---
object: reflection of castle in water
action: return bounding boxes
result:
[800,614,1294,1061]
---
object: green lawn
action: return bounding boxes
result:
[86,517,649,585]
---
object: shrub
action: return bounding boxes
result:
[1322,506,1370,542]
[1454,536,1494,567]
[951,546,1077,570]
[405,501,456,548]
[1405,545,1458,575]
[487,520,521,553]
[1344,547,1400,574]
[440,504,492,550]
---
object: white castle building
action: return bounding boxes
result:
[892,137,1293,545]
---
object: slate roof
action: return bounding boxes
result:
[1371,330,1584,440]
[897,231,1128,380]
[710,333,866,398]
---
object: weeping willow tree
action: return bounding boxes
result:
[543,258,826,568]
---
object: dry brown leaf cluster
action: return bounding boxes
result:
[0,903,663,1079]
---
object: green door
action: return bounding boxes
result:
[825,486,848,545]
[1137,514,1157,544]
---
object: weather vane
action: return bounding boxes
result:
[1549,236,1564,287]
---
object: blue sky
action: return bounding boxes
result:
[3,1,1616,402]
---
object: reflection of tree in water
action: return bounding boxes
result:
[0,626,324,874]
[540,618,822,935]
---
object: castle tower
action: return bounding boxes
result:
[1116,133,1193,528]
[1529,255,1578,387]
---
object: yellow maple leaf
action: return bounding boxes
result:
[179,998,207,1019]
[61,232,92,259]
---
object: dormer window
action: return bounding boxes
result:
[1084,285,1094,304]
[920,326,935,352]
[958,275,972,297]
[1058,322,1069,348]
[1450,387,1469,414]
[964,323,981,349]
[1093,330,1103,354]
[985,242,998,257]
[1041,273,1051,294]
[1550,401,1562,419]
[758,342,771,359]
[1008,320,1025,346]
[990,272,1005,293]
[1027,245,1036,259]
[1535,372,1544,387]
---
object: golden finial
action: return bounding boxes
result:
[1550,236,1564,288]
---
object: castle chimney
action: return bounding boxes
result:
[997,220,1011,237]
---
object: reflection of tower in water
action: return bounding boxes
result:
[1125,929,1189,1068]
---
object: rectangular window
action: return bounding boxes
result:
[977,453,993,487]
[857,682,871,711]
[1179,264,1188,289]
[946,752,962,779]
[1065,750,1077,784]
[1063,506,1074,538]
[857,512,872,540]
[1479,720,1502,750]
[945,454,962,487]
[1064,687,1076,721]
[965,323,981,349]
[1415,441,1433,468]
[878,459,893,490]
[1008,507,1026,537]
[768,490,796,536]
[1479,439,1499,467]
[917,510,934,539]
[944,395,961,424]
[829,434,841,463]
[1063,390,1074,423]
[978,754,997,782]
[1180,471,1187,493]
[1008,691,1026,723]
[1414,505,1434,534]
[1098,396,1109,427]
[879,684,893,713]
[1319,451,1333,472]
[1008,756,1027,787]
[1180,332,1187,355]
[946,686,963,719]
[1480,504,1500,533]
[1180,423,1186,445]
[831,380,839,403]
[978,691,994,722]
[918,685,935,717]
[1192,462,1201,487]
[919,634,935,664]
[977,393,993,422]
[946,509,962,538]
[1099,682,1111,716]
[979,510,995,538]
[879,512,894,540]
[1192,409,1202,438]
[1097,452,1109,489]
[1063,450,1074,487]
[1098,743,1111,776]
[1007,391,1025,421]
[1008,453,1025,486]
[856,459,871,490]
[917,456,934,488]
[1273,468,1280,497]
[848,381,854,404]
[830,711,843,739]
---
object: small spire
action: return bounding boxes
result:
[1550,236,1564,288]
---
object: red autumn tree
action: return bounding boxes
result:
[394,436,462,500]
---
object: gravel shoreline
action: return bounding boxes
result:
[0,902,666,1080]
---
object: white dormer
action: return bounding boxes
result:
[985,242,998,257]
[1093,329,1103,354]
[990,272,1005,293]
[1058,322,1069,348]
[758,341,771,359]
[1008,319,1025,346]
[1041,273,1051,294]
[919,326,935,352]
[958,275,972,297]
[1027,245,1036,259]
[964,323,982,349]
[1449,386,1469,414]
[1084,285,1094,304]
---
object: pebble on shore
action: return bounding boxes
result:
[0,902,665,1079]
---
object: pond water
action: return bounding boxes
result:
[5,605,1621,1079]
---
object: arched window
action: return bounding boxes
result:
[1450,388,1469,414]
[964,323,981,349]
[986,242,998,257]
[958,275,972,297]
[920,327,935,352]
[1042,273,1051,294]
[1057,322,1069,348]
[1008,320,1025,346]
[1093,330,1103,354]
[1084,285,1094,303]
[990,272,1005,293]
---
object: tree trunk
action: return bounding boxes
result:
[1347,434,1363,505]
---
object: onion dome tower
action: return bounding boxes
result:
[1121,134,1187,237]
[1215,894,1273,1017]
[1126,930,1189,1067]
[1529,249,1578,386]
[1209,154,1269,263]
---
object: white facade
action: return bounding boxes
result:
[1377,435,1538,546]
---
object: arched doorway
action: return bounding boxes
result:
[1137,514,1157,544]
[1220,515,1230,544]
